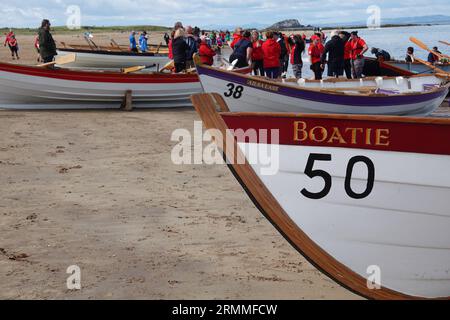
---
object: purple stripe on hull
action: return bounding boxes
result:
[198,66,448,107]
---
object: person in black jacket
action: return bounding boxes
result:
[290,35,305,79]
[38,19,57,64]
[172,28,188,73]
[321,30,344,78]
[276,33,288,78]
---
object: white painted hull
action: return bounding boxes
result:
[239,142,450,298]
[0,67,201,109]
[57,50,170,69]
[197,66,448,116]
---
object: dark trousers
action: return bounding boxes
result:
[327,60,344,78]
[344,59,352,79]
[42,56,55,63]
[264,67,280,79]
[174,62,186,73]
[311,62,323,80]
[253,60,264,76]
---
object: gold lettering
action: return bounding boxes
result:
[293,121,308,142]
[328,127,347,144]
[365,128,372,145]
[375,129,390,146]
[310,126,328,142]
[345,128,364,144]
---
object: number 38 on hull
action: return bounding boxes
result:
[191,93,450,300]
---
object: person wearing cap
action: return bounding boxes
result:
[262,31,281,79]
[371,47,391,61]
[349,31,368,78]
[321,30,344,78]
[251,30,264,76]
[229,30,253,68]
[309,35,325,80]
[339,31,352,79]
[199,35,216,66]
[428,47,442,64]
[129,31,138,53]
[38,19,57,64]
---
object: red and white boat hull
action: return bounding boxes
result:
[0,63,201,109]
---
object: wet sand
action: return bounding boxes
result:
[0,33,447,300]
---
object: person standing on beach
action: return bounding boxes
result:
[230,28,243,49]
[198,35,216,66]
[172,28,189,73]
[129,31,138,53]
[5,33,19,60]
[349,31,368,79]
[139,31,148,52]
[290,35,305,79]
[321,30,344,78]
[262,31,281,79]
[251,31,264,76]
[276,33,289,78]
[229,30,253,68]
[38,19,57,64]
[34,35,41,62]
[339,31,352,79]
[309,35,325,80]
[185,26,198,69]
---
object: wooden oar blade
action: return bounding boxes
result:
[410,37,430,52]
[55,53,77,65]
[122,66,145,74]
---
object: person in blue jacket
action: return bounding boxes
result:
[129,31,138,53]
[139,31,148,52]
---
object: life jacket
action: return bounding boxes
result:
[251,40,264,61]
[168,39,173,60]
[344,41,352,60]
[350,37,366,60]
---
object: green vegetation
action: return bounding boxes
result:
[1,25,170,35]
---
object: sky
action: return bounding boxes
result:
[1,0,450,28]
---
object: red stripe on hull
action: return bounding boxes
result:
[222,114,450,156]
[0,62,199,84]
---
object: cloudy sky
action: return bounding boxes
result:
[2,0,450,28]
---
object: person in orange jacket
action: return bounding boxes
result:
[251,30,264,76]
[199,35,216,66]
[339,31,352,79]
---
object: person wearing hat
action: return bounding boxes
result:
[428,46,442,64]
[349,31,368,78]
[309,35,325,80]
[199,35,216,66]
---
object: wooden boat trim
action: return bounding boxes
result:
[58,47,168,57]
[191,92,450,300]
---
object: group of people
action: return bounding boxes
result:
[227,28,370,80]
[129,31,150,53]
[405,45,443,64]
[2,20,58,64]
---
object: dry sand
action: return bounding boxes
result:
[0,33,447,300]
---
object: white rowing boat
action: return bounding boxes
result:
[56,48,170,69]
[195,61,449,116]
[192,93,450,299]
[0,62,201,109]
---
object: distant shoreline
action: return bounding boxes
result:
[1,22,449,35]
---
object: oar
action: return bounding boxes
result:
[414,57,450,78]
[37,53,77,67]
[155,42,162,54]
[121,64,157,74]
[160,60,175,72]
[439,40,450,47]
[110,38,124,52]
[410,37,450,60]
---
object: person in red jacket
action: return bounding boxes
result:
[251,30,264,76]
[349,31,368,79]
[168,30,175,60]
[199,35,216,66]
[262,31,281,79]
[230,27,242,49]
[4,33,19,60]
[308,35,324,80]
[339,31,352,79]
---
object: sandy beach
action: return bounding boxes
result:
[0,33,363,299]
